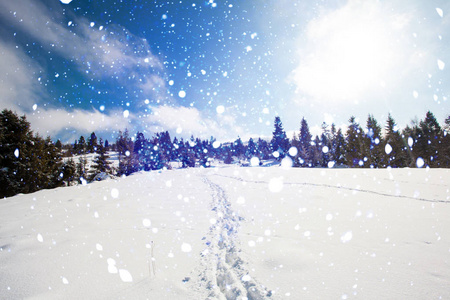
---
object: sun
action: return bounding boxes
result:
[291,1,402,103]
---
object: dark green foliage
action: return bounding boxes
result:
[0,110,63,197]
[294,117,312,167]
[270,116,290,159]
[384,114,408,168]
[61,158,76,186]
[441,116,450,167]
[345,116,364,167]
[87,132,98,153]
[417,111,441,167]
[363,115,384,168]
[89,138,111,180]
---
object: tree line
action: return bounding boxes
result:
[1,109,449,197]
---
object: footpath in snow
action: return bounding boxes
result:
[0,166,449,299]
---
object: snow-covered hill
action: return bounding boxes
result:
[0,166,449,299]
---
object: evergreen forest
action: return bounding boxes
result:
[1,109,449,198]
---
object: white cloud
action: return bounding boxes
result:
[0,0,169,141]
[0,0,162,78]
[27,108,130,141]
[0,0,166,105]
[0,42,43,111]
[145,106,242,140]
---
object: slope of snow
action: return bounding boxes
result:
[0,166,449,299]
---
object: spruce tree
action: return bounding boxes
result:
[363,115,384,168]
[345,116,363,167]
[87,132,98,153]
[78,136,86,155]
[256,138,271,160]
[441,116,450,167]
[61,158,76,186]
[270,116,290,159]
[334,128,346,166]
[245,138,258,160]
[417,111,441,167]
[295,117,312,167]
[0,110,63,197]
[384,114,407,168]
[89,138,111,180]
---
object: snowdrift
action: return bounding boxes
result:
[0,166,449,299]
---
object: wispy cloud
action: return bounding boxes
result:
[0,42,43,111]
[0,0,162,78]
[27,108,131,141]
[0,0,169,140]
[144,105,243,141]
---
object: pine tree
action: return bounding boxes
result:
[76,156,88,183]
[334,128,346,166]
[233,137,245,161]
[310,135,322,167]
[134,132,147,170]
[0,110,63,197]
[117,129,138,175]
[89,138,111,180]
[295,117,312,167]
[87,132,98,153]
[61,158,76,186]
[384,114,407,168]
[345,116,363,167]
[246,138,258,159]
[441,115,450,167]
[363,115,384,168]
[78,136,86,155]
[270,116,290,159]
[416,111,441,167]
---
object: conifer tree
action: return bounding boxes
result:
[334,128,346,166]
[384,114,407,168]
[61,158,76,186]
[78,136,86,155]
[270,116,290,159]
[441,116,450,167]
[256,138,271,160]
[295,117,312,167]
[87,132,98,153]
[116,129,137,175]
[89,138,111,180]
[345,116,363,167]
[417,111,441,167]
[233,137,245,161]
[310,135,322,167]
[0,110,63,197]
[363,115,384,168]
[245,138,258,160]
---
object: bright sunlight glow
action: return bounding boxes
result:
[291,1,404,103]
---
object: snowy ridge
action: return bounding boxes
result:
[193,177,273,300]
[211,173,449,204]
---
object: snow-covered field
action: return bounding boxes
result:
[0,166,449,299]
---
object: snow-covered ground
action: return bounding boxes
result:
[0,166,449,299]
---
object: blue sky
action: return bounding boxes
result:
[0,0,449,143]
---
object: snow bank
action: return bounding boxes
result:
[0,167,448,299]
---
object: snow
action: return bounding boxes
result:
[0,166,449,299]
